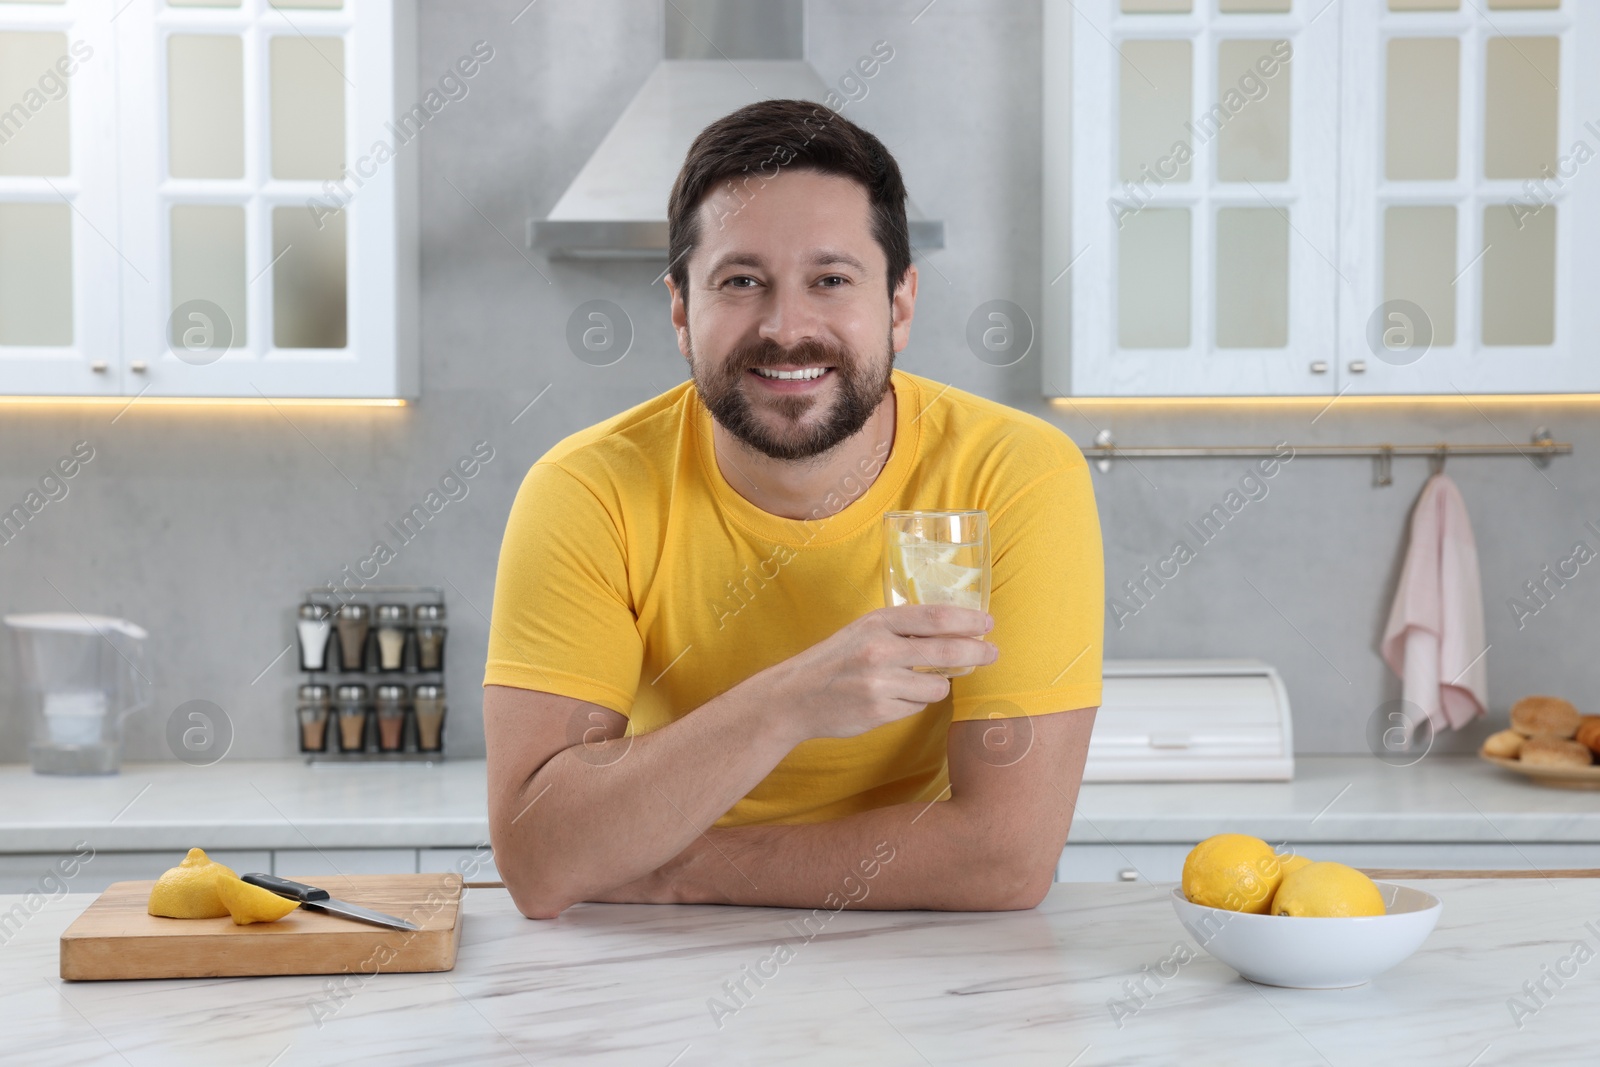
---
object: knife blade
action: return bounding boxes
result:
[241,873,422,931]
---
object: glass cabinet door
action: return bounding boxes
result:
[0,3,120,396]
[1055,0,1341,397]
[0,0,413,400]
[114,0,398,398]
[1339,0,1593,394]
[1048,0,1600,397]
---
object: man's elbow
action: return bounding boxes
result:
[490,826,570,919]
[1008,873,1053,910]
[986,856,1054,911]
[512,895,568,921]
[506,877,571,920]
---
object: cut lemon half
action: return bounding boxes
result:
[215,875,302,925]
[147,847,240,919]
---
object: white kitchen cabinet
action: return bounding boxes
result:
[1055,844,1188,884]
[1044,0,1600,398]
[1050,2,1340,398]
[419,846,499,883]
[1279,842,1600,873]
[0,0,419,400]
[0,5,121,396]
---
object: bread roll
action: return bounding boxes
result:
[1576,718,1600,755]
[1518,736,1593,768]
[1509,696,1581,739]
[1481,729,1525,759]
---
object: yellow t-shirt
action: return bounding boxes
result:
[484,367,1103,826]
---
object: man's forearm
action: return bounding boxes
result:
[493,684,799,917]
[630,793,1041,912]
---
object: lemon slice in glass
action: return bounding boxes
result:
[896,538,981,607]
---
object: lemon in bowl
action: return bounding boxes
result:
[1172,866,1442,988]
[1181,833,1297,914]
[1273,862,1386,917]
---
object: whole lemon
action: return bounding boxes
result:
[1264,851,1313,910]
[1182,834,1284,914]
[1272,862,1387,917]
[1273,851,1313,879]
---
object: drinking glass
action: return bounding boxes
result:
[882,510,991,678]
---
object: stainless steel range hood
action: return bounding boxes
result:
[529,0,944,259]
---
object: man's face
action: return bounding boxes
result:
[668,168,912,463]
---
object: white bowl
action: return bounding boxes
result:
[1169,882,1442,989]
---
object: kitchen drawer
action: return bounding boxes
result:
[1056,844,1187,883]
[272,849,418,876]
[1055,842,1600,883]
[419,847,498,882]
[0,850,271,895]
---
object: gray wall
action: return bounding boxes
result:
[0,0,1593,764]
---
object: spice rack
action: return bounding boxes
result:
[293,585,447,764]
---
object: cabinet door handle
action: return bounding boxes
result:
[90,360,109,373]
[1118,868,1139,882]
[1349,360,1367,374]
[130,361,149,373]
[1309,361,1328,374]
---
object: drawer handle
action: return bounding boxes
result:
[1118,869,1139,882]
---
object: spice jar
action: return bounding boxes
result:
[375,604,409,672]
[298,682,332,711]
[334,603,371,672]
[413,683,446,752]
[296,602,333,671]
[335,683,370,753]
[297,683,331,753]
[375,684,407,752]
[414,603,446,672]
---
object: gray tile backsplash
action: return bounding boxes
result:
[1,1,1594,762]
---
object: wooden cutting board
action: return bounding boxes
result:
[60,873,464,981]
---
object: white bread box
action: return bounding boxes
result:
[1083,659,1294,781]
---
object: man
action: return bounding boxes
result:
[484,99,1102,920]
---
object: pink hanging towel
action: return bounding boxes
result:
[1380,472,1489,734]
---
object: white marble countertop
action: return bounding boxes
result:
[4,878,1594,1065]
[1073,755,1600,844]
[0,755,1597,855]
[0,759,491,853]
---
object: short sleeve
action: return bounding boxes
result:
[483,462,643,717]
[950,457,1104,721]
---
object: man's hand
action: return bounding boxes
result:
[752,604,998,742]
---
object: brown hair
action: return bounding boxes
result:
[667,98,912,313]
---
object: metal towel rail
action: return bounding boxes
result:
[1085,428,1571,486]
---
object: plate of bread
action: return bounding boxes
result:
[1478,695,1600,790]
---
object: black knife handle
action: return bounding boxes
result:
[242,873,330,902]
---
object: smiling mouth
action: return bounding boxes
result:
[749,366,833,381]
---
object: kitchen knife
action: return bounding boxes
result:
[241,873,422,931]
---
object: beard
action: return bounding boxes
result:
[689,329,894,463]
